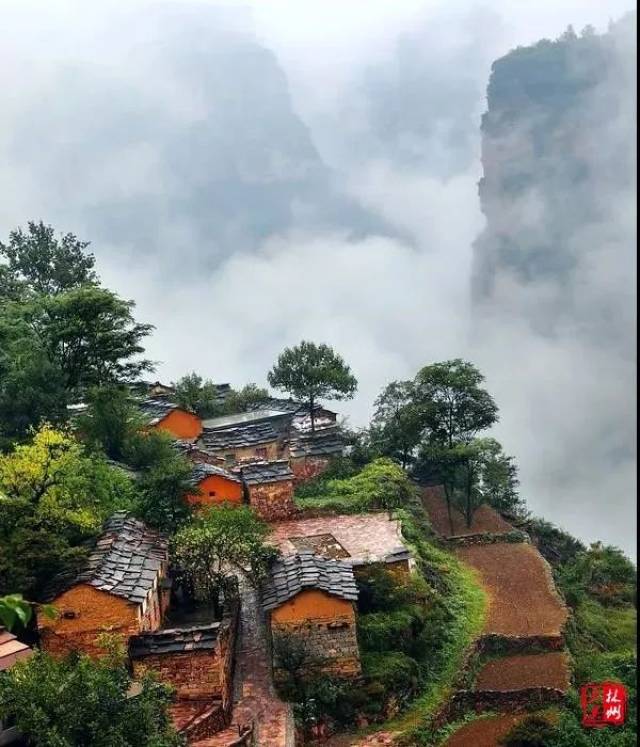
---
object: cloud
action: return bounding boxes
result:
[0,1,635,556]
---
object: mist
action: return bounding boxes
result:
[0,0,636,556]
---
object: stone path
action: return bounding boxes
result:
[193,582,293,747]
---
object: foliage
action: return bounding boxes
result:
[173,372,222,417]
[500,714,556,746]
[76,385,143,461]
[0,594,32,631]
[557,543,636,607]
[268,340,357,432]
[17,286,154,392]
[370,380,423,468]
[0,648,184,747]
[171,506,277,604]
[0,221,98,299]
[134,451,194,535]
[523,517,585,567]
[414,359,498,447]
[295,457,417,513]
[123,428,177,471]
[222,383,270,414]
[0,424,134,597]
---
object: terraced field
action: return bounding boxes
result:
[454,542,567,638]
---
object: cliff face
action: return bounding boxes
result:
[472,14,636,340]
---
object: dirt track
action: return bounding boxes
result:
[474,652,571,692]
[454,542,568,638]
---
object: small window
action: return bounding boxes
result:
[208,490,217,497]
[62,611,78,620]
[255,447,267,459]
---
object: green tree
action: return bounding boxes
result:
[370,380,423,468]
[0,425,135,597]
[0,221,98,299]
[134,451,194,536]
[0,648,183,747]
[173,372,220,417]
[223,383,270,414]
[268,341,357,433]
[20,286,154,391]
[77,385,143,461]
[480,440,523,516]
[172,506,277,609]
[414,359,498,448]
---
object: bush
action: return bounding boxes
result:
[358,607,426,655]
[500,715,556,746]
[295,457,418,512]
[362,651,420,696]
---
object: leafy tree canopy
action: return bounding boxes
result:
[0,424,135,597]
[414,359,498,447]
[172,505,277,604]
[0,646,183,747]
[370,380,423,469]
[268,341,357,431]
[0,221,98,300]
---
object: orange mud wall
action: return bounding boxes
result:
[154,410,203,440]
[271,589,361,677]
[186,475,244,508]
[39,584,145,659]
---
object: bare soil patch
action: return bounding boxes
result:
[474,652,571,692]
[455,543,567,638]
[422,488,514,537]
[443,713,530,747]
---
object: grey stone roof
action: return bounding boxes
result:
[262,552,358,611]
[238,460,293,485]
[190,462,242,486]
[288,426,344,458]
[202,409,291,431]
[199,420,282,450]
[44,512,168,605]
[349,547,412,568]
[129,623,221,658]
[138,397,183,425]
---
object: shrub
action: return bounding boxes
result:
[358,607,427,655]
[500,715,556,746]
[362,652,420,697]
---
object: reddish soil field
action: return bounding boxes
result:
[443,713,530,747]
[475,652,571,692]
[455,543,567,637]
[422,488,514,537]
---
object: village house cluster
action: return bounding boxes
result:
[33,381,413,742]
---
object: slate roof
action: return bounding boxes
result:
[0,628,32,671]
[202,409,291,431]
[238,460,293,485]
[199,420,282,450]
[189,462,242,486]
[129,623,221,658]
[288,426,344,458]
[45,512,168,605]
[262,552,358,611]
[138,398,184,426]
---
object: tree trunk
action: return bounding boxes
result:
[443,481,455,536]
[309,393,316,434]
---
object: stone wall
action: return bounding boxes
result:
[39,584,141,659]
[272,616,361,679]
[290,456,330,484]
[248,480,296,522]
[132,605,238,707]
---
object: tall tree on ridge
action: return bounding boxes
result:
[268,341,357,433]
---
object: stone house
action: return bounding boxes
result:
[130,603,238,740]
[236,460,296,521]
[198,419,287,465]
[288,426,344,482]
[0,628,32,746]
[264,552,361,679]
[139,398,203,441]
[39,512,170,658]
[186,463,244,510]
